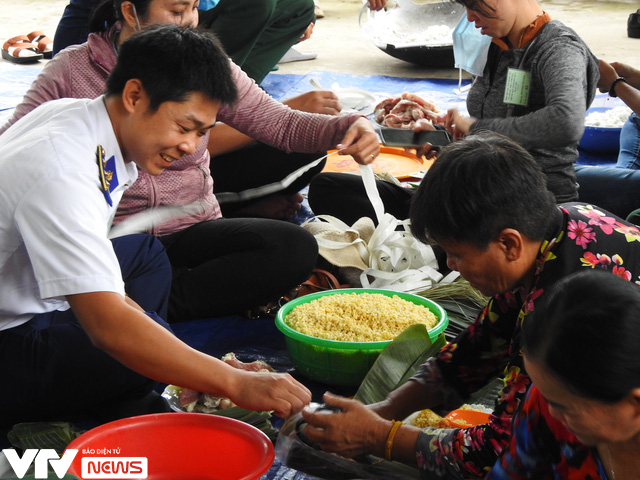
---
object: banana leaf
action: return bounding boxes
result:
[7,421,85,454]
[355,324,446,405]
[436,299,481,341]
[208,406,279,441]
[415,278,487,341]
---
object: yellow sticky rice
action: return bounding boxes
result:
[285,292,438,342]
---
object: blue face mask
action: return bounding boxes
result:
[198,0,220,11]
[452,12,492,77]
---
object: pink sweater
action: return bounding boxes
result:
[1,27,360,236]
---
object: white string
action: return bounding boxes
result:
[109,150,340,237]
[306,168,460,293]
[357,163,459,292]
[216,151,339,204]
[359,164,385,224]
[108,202,202,238]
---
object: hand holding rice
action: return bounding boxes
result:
[284,292,438,342]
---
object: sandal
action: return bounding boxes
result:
[27,31,53,59]
[2,35,43,64]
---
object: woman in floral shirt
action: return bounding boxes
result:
[301,132,640,479]
[489,270,640,479]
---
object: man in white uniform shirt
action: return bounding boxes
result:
[0,24,311,429]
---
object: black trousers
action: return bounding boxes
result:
[308,172,415,226]
[310,167,640,227]
[161,217,319,322]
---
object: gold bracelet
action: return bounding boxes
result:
[385,420,403,461]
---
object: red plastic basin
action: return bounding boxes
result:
[65,412,274,480]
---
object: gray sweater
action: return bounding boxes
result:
[468,20,600,203]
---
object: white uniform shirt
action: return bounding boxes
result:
[0,96,138,331]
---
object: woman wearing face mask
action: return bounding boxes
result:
[308,0,599,224]
[488,269,640,479]
[53,0,315,85]
[426,0,599,203]
[437,0,640,219]
[0,0,379,322]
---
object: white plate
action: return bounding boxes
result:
[309,78,380,115]
[334,87,379,115]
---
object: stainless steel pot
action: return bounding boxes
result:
[360,0,465,67]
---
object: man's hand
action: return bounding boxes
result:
[610,61,640,89]
[67,291,312,418]
[412,118,439,159]
[226,369,312,418]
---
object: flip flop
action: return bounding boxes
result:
[2,35,43,64]
[27,31,53,59]
[277,47,318,64]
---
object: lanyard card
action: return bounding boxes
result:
[504,67,531,107]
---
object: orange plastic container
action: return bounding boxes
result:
[445,409,491,426]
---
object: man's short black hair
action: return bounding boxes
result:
[105,24,237,111]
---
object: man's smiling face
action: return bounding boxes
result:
[123,89,218,175]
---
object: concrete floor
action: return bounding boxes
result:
[1,0,639,80]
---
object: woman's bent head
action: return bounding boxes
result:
[523,269,640,404]
[522,270,640,445]
[410,131,556,249]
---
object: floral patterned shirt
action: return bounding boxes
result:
[412,202,640,479]
[487,385,608,480]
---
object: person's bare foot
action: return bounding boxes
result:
[232,192,303,219]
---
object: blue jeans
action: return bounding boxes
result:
[616,113,640,169]
[576,163,640,220]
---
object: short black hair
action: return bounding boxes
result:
[105,24,237,112]
[409,131,556,249]
[451,0,498,18]
[523,269,640,403]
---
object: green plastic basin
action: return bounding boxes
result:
[275,288,448,387]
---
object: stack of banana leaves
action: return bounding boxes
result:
[7,421,84,455]
[415,277,487,341]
